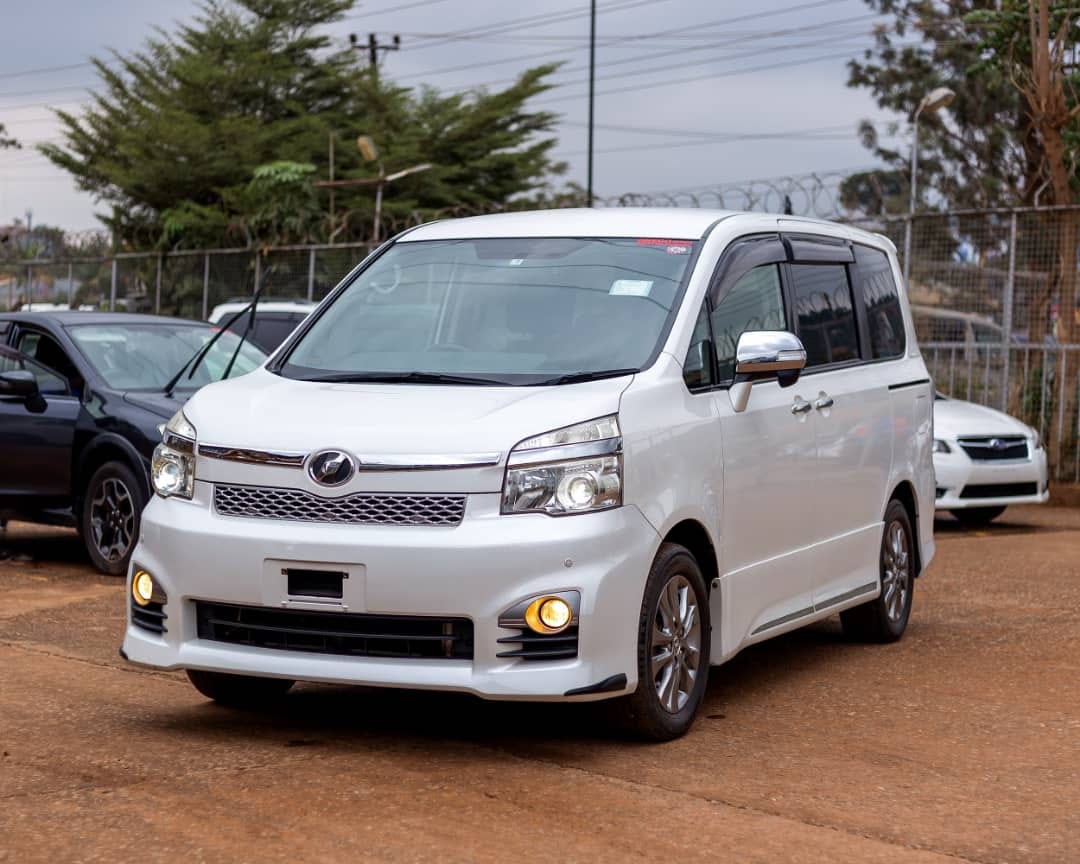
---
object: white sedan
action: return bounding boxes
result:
[933,394,1049,524]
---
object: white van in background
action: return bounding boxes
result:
[124,209,935,739]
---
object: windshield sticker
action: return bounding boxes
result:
[636,238,692,254]
[610,279,653,297]
[509,258,525,266]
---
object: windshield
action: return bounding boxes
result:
[68,323,267,391]
[279,237,698,385]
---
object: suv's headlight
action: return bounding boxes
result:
[152,410,196,499]
[502,416,622,516]
[1030,428,1043,450]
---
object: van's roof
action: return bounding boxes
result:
[401,207,882,245]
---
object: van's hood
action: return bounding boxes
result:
[934,397,1032,439]
[183,368,633,493]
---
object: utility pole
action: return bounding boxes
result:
[350,32,401,82]
[586,0,596,207]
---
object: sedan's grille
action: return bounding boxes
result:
[959,482,1038,499]
[214,484,466,526]
[196,601,473,660]
[958,436,1029,461]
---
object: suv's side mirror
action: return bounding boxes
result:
[730,331,807,413]
[0,370,39,399]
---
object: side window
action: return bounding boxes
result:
[710,264,785,384]
[790,264,860,367]
[682,303,713,390]
[853,245,906,359]
[15,329,83,395]
[0,350,70,396]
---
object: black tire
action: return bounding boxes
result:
[841,499,915,643]
[80,461,145,577]
[951,506,1006,526]
[620,543,711,741]
[186,669,294,707]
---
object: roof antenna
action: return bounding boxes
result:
[782,195,794,215]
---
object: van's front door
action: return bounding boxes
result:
[704,238,818,653]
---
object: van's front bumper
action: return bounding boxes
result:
[933,446,1049,510]
[122,483,657,701]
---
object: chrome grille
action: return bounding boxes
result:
[958,436,1029,462]
[214,484,466,526]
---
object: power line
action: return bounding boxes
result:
[0,61,94,81]
[340,0,450,21]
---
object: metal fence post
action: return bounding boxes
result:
[1001,211,1017,411]
[67,261,74,308]
[109,258,117,311]
[155,253,163,314]
[25,264,32,311]
[902,215,912,286]
[307,247,316,302]
[254,251,261,295]
[202,253,210,320]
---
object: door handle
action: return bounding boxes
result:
[791,398,812,415]
[814,394,834,410]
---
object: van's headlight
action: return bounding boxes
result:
[502,416,622,516]
[152,410,196,500]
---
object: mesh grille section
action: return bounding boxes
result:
[214,484,466,526]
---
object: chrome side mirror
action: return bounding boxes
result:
[730,331,807,413]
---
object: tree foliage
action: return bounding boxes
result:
[40,0,564,249]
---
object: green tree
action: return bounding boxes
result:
[40,0,563,249]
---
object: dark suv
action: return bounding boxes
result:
[0,312,265,574]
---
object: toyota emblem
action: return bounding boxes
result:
[308,450,356,487]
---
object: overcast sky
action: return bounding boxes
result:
[0,0,903,232]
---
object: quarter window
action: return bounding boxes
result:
[710,263,785,384]
[683,304,713,390]
[853,245,905,359]
[790,264,860,367]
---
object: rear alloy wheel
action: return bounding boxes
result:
[621,543,710,740]
[186,669,294,707]
[841,500,914,643]
[82,461,145,577]
[951,506,1006,526]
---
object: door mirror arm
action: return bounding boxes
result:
[729,331,807,413]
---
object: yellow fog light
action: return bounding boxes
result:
[525,596,573,634]
[132,570,155,607]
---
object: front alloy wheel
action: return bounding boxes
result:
[622,543,710,740]
[651,574,703,714]
[82,461,145,577]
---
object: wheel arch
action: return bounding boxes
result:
[76,434,151,511]
[887,479,923,577]
[661,518,720,595]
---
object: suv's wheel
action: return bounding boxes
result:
[621,543,710,741]
[951,506,1006,526]
[186,669,294,706]
[841,499,914,642]
[81,461,145,577]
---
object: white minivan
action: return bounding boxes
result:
[123,209,936,739]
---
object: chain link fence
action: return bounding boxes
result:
[0,242,373,319]
[2,208,1078,480]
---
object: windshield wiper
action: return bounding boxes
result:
[162,265,273,397]
[302,371,507,386]
[532,368,639,386]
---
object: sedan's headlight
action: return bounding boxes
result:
[152,410,196,500]
[1030,428,1043,450]
[933,439,951,454]
[502,416,622,516]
